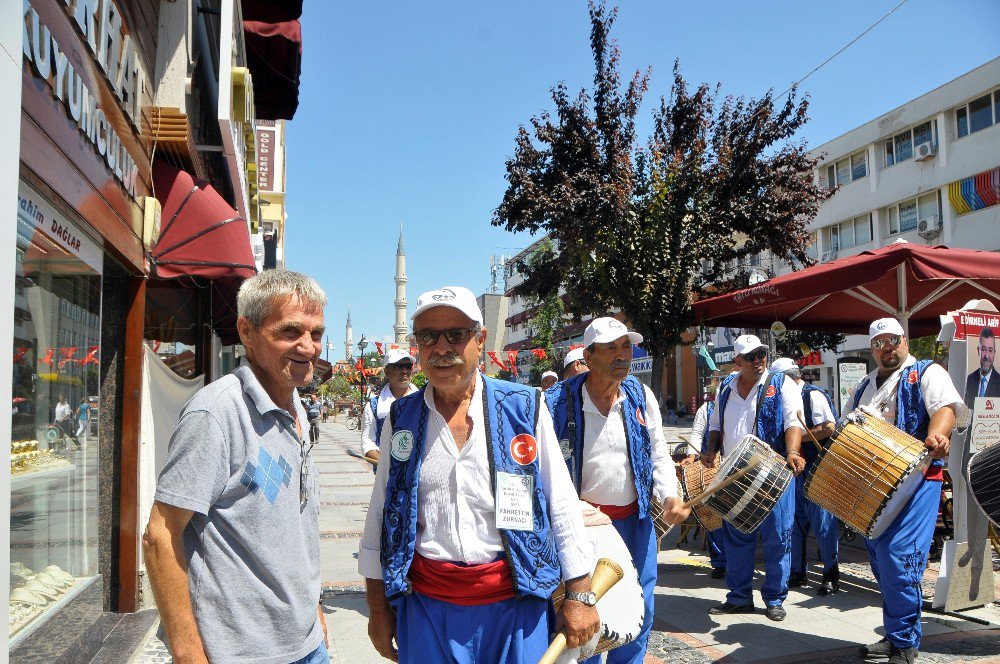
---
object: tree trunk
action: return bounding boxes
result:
[650,345,665,402]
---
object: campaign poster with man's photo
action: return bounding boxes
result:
[955,310,1000,409]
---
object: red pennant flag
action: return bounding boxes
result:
[39,348,54,366]
[487,351,508,371]
[530,348,546,360]
[409,346,418,357]
[79,346,100,366]
[13,347,29,363]
[58,346,78,369]
[374,342,385,356]
[506,351,519,376]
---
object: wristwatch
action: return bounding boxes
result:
[564,590,598,606]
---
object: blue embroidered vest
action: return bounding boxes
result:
[801,383,837,466]
[545,374,654,518]
[380,376,561,601]
[370,395,386,445]
[852,359,938,467]
[718,372,787,454]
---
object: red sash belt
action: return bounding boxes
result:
[593,500,638,521]
[924,465,944,481]
[408,553,515,606]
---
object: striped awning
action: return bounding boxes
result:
[949,165,1000,215]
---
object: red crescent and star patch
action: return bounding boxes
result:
[765,385,777,398]
[510,433,538,465]
[907,370,919,384]
[636,407,646,426]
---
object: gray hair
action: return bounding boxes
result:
[237,270,327,328]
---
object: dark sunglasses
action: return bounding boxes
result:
[872,335,902,350]
[411,327,479,347]
[740,349,767,362]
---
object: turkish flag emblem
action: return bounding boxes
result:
[907,370,919,384]
[510,434,538,465]
[636,407,646,426]
[765,385,777,398]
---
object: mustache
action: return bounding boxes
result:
[611,360,630,370]
[426,353,465,367]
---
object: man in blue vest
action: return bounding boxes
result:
[359,286,600,663]
[360,348,418,465]
[702,335,805,622]
[851,318,961,664]
[770,357,840,596]
[546,316,691,664]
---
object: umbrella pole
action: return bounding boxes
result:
[897,265,910,337]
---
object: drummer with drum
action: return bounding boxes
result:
[359,287,602,663]
[547,316,691,664]
[848,318,961,664]
[702,335,806,622]
[771,357,842,596]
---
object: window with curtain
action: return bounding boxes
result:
[912,121,933,147]
[894,130,913,162]
[899,201,919,232]
[836,158,851,185]
[917,192,938,220]
[888,206,900,235]
[854,214,872,245]
[851,152,867,180]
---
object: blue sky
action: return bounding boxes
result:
[283,0,1000,357]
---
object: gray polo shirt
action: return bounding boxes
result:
[154,365,322,664]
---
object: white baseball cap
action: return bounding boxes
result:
[411,286,483,326]
[563,347,585,368]
[733,334,767,356]
[583,317,643,347]
[869,317,905,341]
[382,348,414,367]
[770,357,798,374]
[541,370,558,381]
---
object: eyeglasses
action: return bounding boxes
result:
[411,327,479,347]
[871,335,902,350]
[740,349,767,362]
[300,438,315,505]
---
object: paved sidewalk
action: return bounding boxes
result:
[134,417,1000,663]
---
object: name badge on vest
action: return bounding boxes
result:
[495,472,534,531]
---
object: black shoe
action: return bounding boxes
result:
[711,567,726,579]
[858,637,890,659]
[787,572,807,588]
[887,645,917,664]
[708,602,755,615]
[818,565,840,596]
[764,604,786,621]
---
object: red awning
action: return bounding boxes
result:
[691,240,1000,337]
[244,19,302,120]
[151,162,257,280]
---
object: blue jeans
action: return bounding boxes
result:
[290,643,329,664]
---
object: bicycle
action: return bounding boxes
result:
[345,405,361,431]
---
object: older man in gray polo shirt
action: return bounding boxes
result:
[143,270,329,664]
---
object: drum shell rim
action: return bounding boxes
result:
[679,463,725,531]
[707,442,793,535]
[803,426,931,539]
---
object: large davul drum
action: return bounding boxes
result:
[805,406,929,539]
[968,443,1000,528]
[702,435,793,534]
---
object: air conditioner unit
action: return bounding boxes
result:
[917,216,940,238]
[914,142,937,161]
[820,250,837,262]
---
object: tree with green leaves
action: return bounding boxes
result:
[493,1,833,397]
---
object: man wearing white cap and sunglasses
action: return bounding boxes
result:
[702,334,805,622]
[546,316,690,664]
[359,286,598,663]
[360,348,419,466]
[847,318,961,664]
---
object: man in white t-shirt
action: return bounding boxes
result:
[848,318,961,664]
[360,348,418,465]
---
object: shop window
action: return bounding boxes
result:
[11,183,102,643]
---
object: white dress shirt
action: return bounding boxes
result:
[359,373,594,581]
[361,383,419,454]
[579,383,677,506]
[845,355,963,426]
[708,372,805,458]
[806,388,836,426]
[690,402,710,453]
[54,402,72,423]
